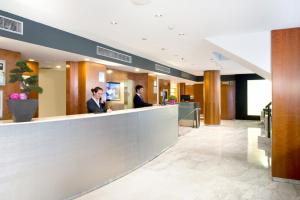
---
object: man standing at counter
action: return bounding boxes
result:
[133,85,153,108]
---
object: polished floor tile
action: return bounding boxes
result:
[76,120,300,200]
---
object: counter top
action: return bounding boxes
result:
[0,105,177,126]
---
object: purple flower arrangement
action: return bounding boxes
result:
[9,92,28,100]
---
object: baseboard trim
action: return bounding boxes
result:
[273,177,300,185]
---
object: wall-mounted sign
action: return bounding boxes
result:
[98,72,105,83]
[0,60,6,86]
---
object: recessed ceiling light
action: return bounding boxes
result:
[28,59,35,62]
[168,26,174,31]
[178,33,185,36]
[56,65,61,69]
[154,13,163,18]
[135,68,140,72]
[142,38,147,40]
[131,0,151,5]
[110,21,118,25]
[107,70,113,74]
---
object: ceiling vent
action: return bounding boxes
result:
[212,51,229,61]
[97,46,132,63]
[181,72,190,79]
[155,64,170,74]
[0,15,23,35]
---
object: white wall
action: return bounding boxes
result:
[207,31,271,79]
[39,69,66,117]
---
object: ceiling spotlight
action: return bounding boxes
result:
[154,13,163,18]
[56,65,61,69]
[107,69,113,74]
[168,26,174,31]
[135,68,140,72]
[28,59,35,62]
[110,21,118,25]
[131,0,151,5]
[178,33,185,36]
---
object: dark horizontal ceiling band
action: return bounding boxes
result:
[0,10,199,81]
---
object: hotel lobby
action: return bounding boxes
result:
[0,0,300,199]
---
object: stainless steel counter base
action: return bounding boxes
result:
[0,105,178,200]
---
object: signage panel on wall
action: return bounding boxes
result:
[0,60,5,86]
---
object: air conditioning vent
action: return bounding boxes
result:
[96,46,132,63]
[181,72,190,79]
[0,15,23,35]
[155,64,170,74]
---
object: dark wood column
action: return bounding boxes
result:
[204,70,221,125]
[221,82,236,120]
[272,27,300,181]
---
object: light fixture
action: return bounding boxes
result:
[56,65,61,69]
[154,13,163,18]
[107,69,113,74]
[168,25,174,31]
[110,21,118,25]
[178,33,185,36]
[28,59,35,62]
[142,38,147,41]
[161,48,166,51]
[131,0,151,5]
[84,58,90,61]
[135,68,140,72]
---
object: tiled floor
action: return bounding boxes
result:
[76,120,300,200]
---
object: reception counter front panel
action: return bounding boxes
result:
[0,105,178,200]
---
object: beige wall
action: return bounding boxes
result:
[39,69,66,117]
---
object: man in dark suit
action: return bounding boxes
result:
[133,85,153,108]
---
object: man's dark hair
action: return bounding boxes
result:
[135,85,143,92]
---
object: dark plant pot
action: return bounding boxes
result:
[8,99,38,122]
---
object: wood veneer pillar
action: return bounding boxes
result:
[204,70,221,125]
[272,27,300,181]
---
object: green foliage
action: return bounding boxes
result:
[9,60,43,94]
[169,95,176,100]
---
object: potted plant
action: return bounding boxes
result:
[8,60,43,122]
[169,95,176,105]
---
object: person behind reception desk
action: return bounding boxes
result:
[87,87,112,113]
[133,85,153,108]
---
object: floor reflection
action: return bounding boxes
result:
[247,127,271,168]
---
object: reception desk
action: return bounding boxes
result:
[0,105,178,200]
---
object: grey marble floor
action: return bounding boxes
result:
[76,120,300,200]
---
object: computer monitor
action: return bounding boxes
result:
[181,95,190,102]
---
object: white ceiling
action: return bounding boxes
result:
[0,36,197,84]
[1,0,300,75]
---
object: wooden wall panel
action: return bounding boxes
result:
[177,83,185,102]
[221,83,235,120]
[148,75,158,104]
[0,49,21,120]
[185,85,194,99]
[158,79,170,103]
[66,61,79,115]
[204,70,221,125]
[193,84,204,114]
[272,27,300,180]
